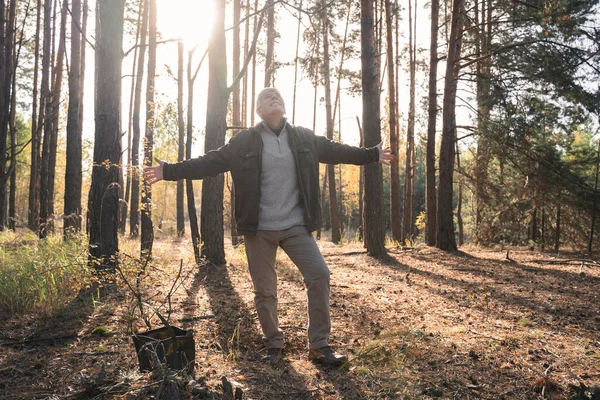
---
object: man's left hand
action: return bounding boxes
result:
[376,141,393,165]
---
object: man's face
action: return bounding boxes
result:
[257,89,286,121]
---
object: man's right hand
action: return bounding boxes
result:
[143,157,166,185]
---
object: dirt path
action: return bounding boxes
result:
[1,237,598,399]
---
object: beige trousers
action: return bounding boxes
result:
[244,225,331,350]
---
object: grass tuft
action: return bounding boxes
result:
[0,231,90,316]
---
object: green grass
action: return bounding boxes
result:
[0,230,90,316]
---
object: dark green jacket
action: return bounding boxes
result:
[163,122,379,235]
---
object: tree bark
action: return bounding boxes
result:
[555,201,560,252]
[264,0,274,87]
[291,0,302,124]
[28,0,42,232]
[426,0,439,246]
[230,0,242,246]
[141,0,156,256]
[250,0,258,126]
[88,0,124,268]
[361,0,386,256]
[177,38,185,237]
[38,0,55,237]
[436,0,464,251]
[385,0,401,242]
[402,0,417,243]
[65,0,83,236]
[129,0,148,237]
[186,48,202,265]
[322,15,341,244]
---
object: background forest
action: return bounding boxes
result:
[0,0,599,261]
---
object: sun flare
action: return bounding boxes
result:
[157,0,214,46]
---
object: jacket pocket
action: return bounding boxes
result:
[239,148,260,171]
[297,146,315,167]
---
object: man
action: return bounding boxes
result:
[144,88,392,366]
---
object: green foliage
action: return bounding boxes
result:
[91,326,114,337]
[0,231,90,316]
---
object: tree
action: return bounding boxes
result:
[88,0,125,267]
[361,0,386,256]
[141,0,156,256]
[436,0,464,251]
[321,8,341,244]
[129,0,148,237]
[64,0,83,235]
[177,38,185,237]
[402,0,417,243]
[425,0,439,246]
[230,0,242,246]
[264,0,275,87]
[28,0,42,231]
[385,0,401,242]
[201,0,263,265]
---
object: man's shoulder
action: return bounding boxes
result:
[287,124,314,138]
[229,125,260,144]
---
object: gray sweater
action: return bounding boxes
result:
[257,122,305,230]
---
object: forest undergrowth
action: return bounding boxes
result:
[0,231,599,399]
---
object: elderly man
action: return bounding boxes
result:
[144,88,392,366]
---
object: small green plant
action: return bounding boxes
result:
[518,316,535,327]
[92,326,114,337]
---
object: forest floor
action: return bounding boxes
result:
[1,234,599,399]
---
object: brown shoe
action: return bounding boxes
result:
[262,347,283,364]
[308,346,348,366]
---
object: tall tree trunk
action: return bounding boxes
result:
[88,0,125,268]
[65,0,83,236]
[402,0,417,243]
[141,0,156,256]
[426,0,439,246]
[361,0,386,256]
[357,116,364,241]
[322,15,341,244]
[8,35,17,231]
[38,0,54,237]
[291,0,302,124]
[385,0,401,242]
[47,0,67,234]
[0,0,16,231]
[186,48,202,265]
[79,0,87,138]
[589,138,600,254]
[177,38,185,237]
[28,0,42,231]
[250,0,258,126]
[129,0,148,237]
[264,0,274,87]
[242,0,250,126]
[230,0,242,246]
[455,141,463,246]
[436,0,464,251]
[122,0,143,236]
[555,201,560,252]
[201,0,229,265]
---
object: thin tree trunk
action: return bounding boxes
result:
[264,0,274,87]
[38,0,54,237]
[28,0,42,231]
[291,0,302,124]
[555,201,560,252]
[177,38,185,237]
[79,0,87,132]
[361,0,386,256]
[65,0,83,236]
[385,0,401,242]
[250,0,258,126]
[88,0,125,268]
[141,0,156,256]
[9,38,17,231]
[357,116,364,241]
[402,0,416,243]
[426,0,439,246]
[230,0,242,246]
[588,138,600,254]
[186,48,203,265]
[122,0,143,236]
[322,15,341,244]
[242,0,250,126]
[130,0,148,237]
[456,141,463,246]
[436,0,464,251]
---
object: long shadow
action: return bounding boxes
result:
[199,261,319,399]
[381,250,600,336]
[0,281,115,399]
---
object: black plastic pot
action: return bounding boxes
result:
[132,326,195,373]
